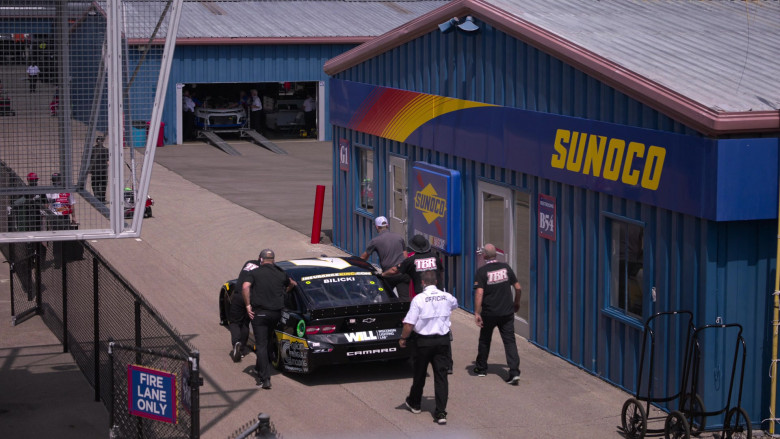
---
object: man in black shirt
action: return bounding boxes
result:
[240,248,297,389]
[472,243,522,385]
[89,136,109,203]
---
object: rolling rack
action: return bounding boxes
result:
[663,322,751,439]
[621,310,699,439]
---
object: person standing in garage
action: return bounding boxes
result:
[249,89,265,136]
[241,248,297,389]
[182,89,196,141]
[303,93,316,135]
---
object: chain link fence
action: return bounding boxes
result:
[2,238,201,438]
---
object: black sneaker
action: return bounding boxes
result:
[506,374,520,385]
[404,398,421,414]
[434,411,447,425]
[231,342,242,363]
[473,366,487,377]
[261,379,271,390]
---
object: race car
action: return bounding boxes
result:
[219,256,411,373]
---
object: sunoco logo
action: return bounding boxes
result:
[414,184,446,224]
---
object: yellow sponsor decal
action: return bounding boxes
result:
[550,129,666,190]
[414,184,447,224]
[276,331,309,348]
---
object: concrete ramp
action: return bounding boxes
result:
[199,130,241,156]
[242,130,287,155]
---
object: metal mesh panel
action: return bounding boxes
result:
[110,344,194,439]
[0,0,181,242]
[5,242,40,320]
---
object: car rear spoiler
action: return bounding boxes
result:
[310,301,409,319]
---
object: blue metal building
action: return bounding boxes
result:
[325,0,780,430]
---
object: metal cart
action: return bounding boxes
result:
[663,322,751,439]
[621,310,699,439]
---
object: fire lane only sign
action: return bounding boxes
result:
[128,365,177,423]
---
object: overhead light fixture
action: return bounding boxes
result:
[438,17,458,34]
[438,16,480,35]
[457,16,480,33]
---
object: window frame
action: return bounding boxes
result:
[602,212,646,328]
[353,143,376,215]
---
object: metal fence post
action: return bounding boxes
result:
[8,244,15,318]
[93,256,100,402]
[62,255,68,353]
[108,340,115,434]
[34,242,41,311]
[190,351,201,439]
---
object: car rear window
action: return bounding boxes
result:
[298,271,394,307]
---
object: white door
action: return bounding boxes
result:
[388,156,408,241]
[477,182,530,338]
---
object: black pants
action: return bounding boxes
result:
[475,314,520,377]
[250,308,281,381]
[92,173,107,203]
[304,111,315,131]
[250,110,265,135]
[408,334,450,415]
[183,111,196,140]
[383,273,410,300]
[228,299,250,350]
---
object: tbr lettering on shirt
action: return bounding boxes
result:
[243,262,259,271]
[487,268,509,285]
[415,258,437,271]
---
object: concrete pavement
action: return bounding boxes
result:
[2,138,653,438]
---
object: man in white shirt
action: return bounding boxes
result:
[399,270,458,425]
[27,64,40,93]
[249,89,265,135]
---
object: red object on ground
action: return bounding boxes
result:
[311,185,325,244]
[146,121,165,147]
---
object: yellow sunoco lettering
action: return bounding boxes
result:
[583,135,607,176]
[641,146,665,190]
[621,142,645,186]
[551,129,569,169]
[550,130,666,191]
[565,131,588,172]
[603,138,625,181]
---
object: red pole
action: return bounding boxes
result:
[311,185,325,244]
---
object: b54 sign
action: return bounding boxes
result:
[538,194,556,241]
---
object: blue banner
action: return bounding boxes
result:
[330,79,779,221]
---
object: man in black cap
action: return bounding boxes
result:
[240,248,297,389]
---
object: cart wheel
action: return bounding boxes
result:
[724,407,752,439]
[664,411,691,439]
[621,398,647,439]
[680,393,706,436]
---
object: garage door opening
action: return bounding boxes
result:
[181,81,319,142]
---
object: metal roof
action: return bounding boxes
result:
[119,0,449,40]
[489,0,780,113]
[325,0,780,135]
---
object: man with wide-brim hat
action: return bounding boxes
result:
[384,234,443,295]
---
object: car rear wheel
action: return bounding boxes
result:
[219,285,231,326]
[270,332,282,371]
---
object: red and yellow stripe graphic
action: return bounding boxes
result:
[349,88,495,143]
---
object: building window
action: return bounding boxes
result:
[609,220,644,318]
[356,146,374,214]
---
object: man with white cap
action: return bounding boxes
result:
[360,216,410,299]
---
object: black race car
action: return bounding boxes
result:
[219,256,411,373]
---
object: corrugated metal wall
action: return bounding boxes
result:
[160,43,356,144]
[330,21,776,425]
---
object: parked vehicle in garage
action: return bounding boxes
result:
[195,106,247,131]
[219,256,410,373]
[264,99,304,131]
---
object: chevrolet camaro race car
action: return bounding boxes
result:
[219,256,411,373]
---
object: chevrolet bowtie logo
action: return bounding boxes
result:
[414,184,446,224]
[362,318,376,323]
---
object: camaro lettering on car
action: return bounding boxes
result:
[345,331,378,342]
[323,277,355,283]
[346,347,397,357]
